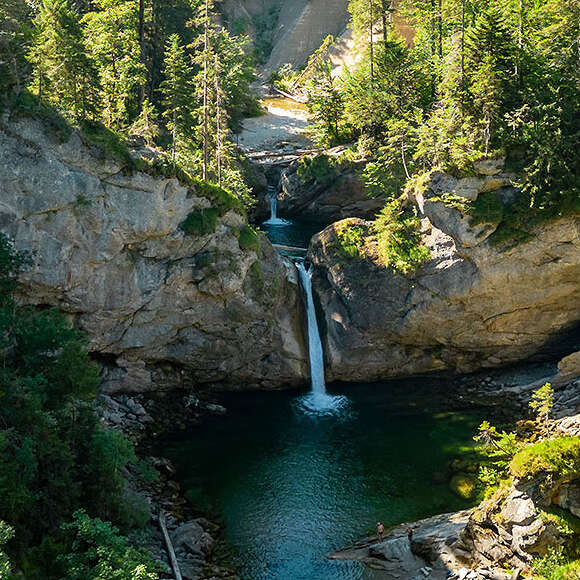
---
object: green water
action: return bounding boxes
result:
[160,382,483,579]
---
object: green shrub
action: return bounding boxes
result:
[58,510,159,580]
[372,199,430,274]
[0,522,14,580]
[333,220,366,261]
[533,548,580,580]
[237,226,259,252]
[297,154,341,185]
[510,437,580,480]
[180,209,219,236]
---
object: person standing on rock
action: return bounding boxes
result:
[377,522,384,542]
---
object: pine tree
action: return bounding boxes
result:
[83,0,146,129]
[159,33,194,161]
[0,0,30,97]
[28,0,98,119]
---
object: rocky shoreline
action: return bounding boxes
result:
[96,390,237,580]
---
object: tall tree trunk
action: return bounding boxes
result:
[202,0,209,181]
[214,54,222,187]
[460,0,465,86]
[430,0,436,98]
[369,0,374,83]
[381,0,389,60]
[438,0,443,61]
[138,0,145,106]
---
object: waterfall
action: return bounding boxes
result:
[263,186,287,226]
[296,261,326,394]
[269,187,278,222]
[295,261,350,416]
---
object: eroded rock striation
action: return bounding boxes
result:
[0,118,308,392]
[309,167,580,382]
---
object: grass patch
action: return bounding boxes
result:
[79,119,135,169]
[237,226,259,252]
[180,208,219,236]
[372,198,431,274]
[510,437,580,480]
[192,178,244,216]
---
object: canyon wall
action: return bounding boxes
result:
[0,117,308,393]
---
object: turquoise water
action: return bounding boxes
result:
[159,381,483,580]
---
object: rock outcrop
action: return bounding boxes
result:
[0,117,308,392]
[309,167,580,382]
[279,153,384,224]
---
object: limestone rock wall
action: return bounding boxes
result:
[0,118,308,392]
[309,169,580,382]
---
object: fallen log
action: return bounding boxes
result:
[159,509,183,580]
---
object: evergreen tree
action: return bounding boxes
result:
[28,0,98,119]
[159,33,195,160]
[0,0,31,98]
[83,0,146,129]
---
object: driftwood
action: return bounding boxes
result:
[272,244,307,254]
[159,509,183,580]
[271,86,307,103]
[246,148,321,161]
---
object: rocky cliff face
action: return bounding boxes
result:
[0,118,308,393]
[279,153,385,224]
[309,167,580,382]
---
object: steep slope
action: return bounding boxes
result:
[0,118,308,392]
[220,0,351,75]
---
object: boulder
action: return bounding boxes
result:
[309,199,580,382]
[279,154,384,224]
[0,117,308,392]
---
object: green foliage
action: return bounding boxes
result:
[192,178,244,215]
[159,33,195,161]
[473,420,520,497]
[0,522,14,580]
[533,547,580,580]
[28,0,99,120]
[510,437,580,480]
[82,0,146,130]
[237,226,259,252]
[530,383,554,438]
[180,209,219,236]
[297,154,341,185]
[372,198,430,274]
[58,510,158,580]
[333,220,366,261]
[0,236,153,577]
[0,0,31,99]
